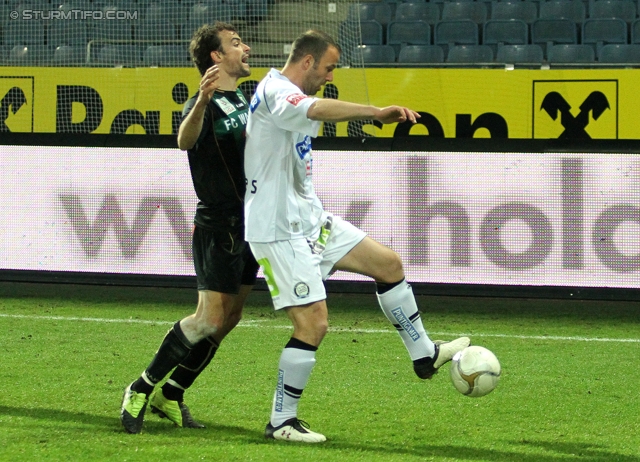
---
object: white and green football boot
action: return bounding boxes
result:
[150,389,205,429]
[120,383,149,434]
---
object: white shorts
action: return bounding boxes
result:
[249,215,366,310]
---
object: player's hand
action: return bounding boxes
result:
[197,65,220,105]
[376,106,420,124]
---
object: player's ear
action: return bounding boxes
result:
[210,50,222,63]
[302,54,314,70]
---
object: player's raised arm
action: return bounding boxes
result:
[177,65,220,150]
[306,98,420,125]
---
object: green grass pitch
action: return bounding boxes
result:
[1,281,639,461]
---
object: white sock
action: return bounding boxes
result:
[377,280,435,360]
[271,346,316,427]
[165,379,185,390]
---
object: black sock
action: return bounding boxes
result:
[161,383,185,402]
[164,336,220,400]
[131,377,155,396]
[376,278,405,295]
[285,337,318,351]
[132,322,193,394]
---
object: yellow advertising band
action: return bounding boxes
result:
[0,67,627,138]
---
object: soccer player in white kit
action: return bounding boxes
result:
[244,30,471,443]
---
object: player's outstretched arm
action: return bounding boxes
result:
[307,99,419,125]
[375,106,421,125]
[177,65,220,150]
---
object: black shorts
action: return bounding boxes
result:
[192,225,260,293]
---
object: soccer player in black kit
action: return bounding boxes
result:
[120,22,259,434]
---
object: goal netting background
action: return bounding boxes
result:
[2,0,371,134]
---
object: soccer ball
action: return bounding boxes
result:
[450,346,501,397]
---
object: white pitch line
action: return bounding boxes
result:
[0,313,264,327]
[0,313,639,344]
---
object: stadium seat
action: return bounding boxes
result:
[532,18,578,56]
[360,20,385,45]
[496,44,544,63]
[447,44,494,63]
[538,0,586,24]
[210,5,236,24]
[483,19,529,52]
[225,0,248,20]
[49,19,88,46]
[143,45,191,67]
[337,21,361,65]
[547,43,596,62]
[348,2,393,26]
[490,1,538,24]
[589,0,636,22]
[12,0,48,16]
[387,20,431,54]
[143,3,171,22]
[441,1,488,23]
[246,0,269,21]
[90,9,133,41]
[188,1,232,24]
[395,2,440,25]
[89,22,133,42]
[181,10,233,41]
[56,1,91,10]
[397,44,444,63]
[94,44,141,67]
[189,1,213,21]
[53,45,85,65]
[598,43,640,62]
[95,3,139,21]
[54,1,91,25]
[434,19,479,54]
[357,44,396,65]
[532,18,578,46]
[134,20,179,42]
[3,19,45,46]
[582,18,628,55]
[7,44,50,65]
[0,45,8,65]
[632,18,640,43]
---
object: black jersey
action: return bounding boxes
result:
[182,88,249,230]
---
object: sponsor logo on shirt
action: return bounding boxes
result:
[250,93,261,113]
[295,136,312,160]
[215,97,237,115]
[286,93,307,106]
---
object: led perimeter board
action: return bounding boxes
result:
[1,135,639,299]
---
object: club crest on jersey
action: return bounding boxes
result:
[294,282,310,298]
[295,136,312,159]
[250,93,261,113]
[286,93,307,106]
[215,97,237,115]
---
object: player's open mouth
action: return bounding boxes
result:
[242,55,249,63]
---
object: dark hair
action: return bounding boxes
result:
[287,30,341,67]
[190,22,237,76]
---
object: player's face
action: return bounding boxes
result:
[303,45,340,95]
[217,30,251,78]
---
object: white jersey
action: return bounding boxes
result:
[244,68,326,243]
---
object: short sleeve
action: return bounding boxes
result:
[181,93,212,148]
[265,81,321,137]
